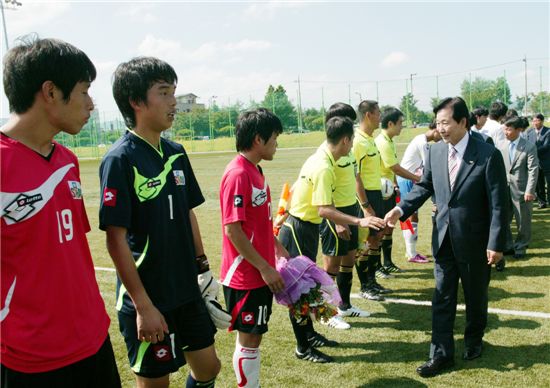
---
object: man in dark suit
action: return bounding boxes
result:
[530,114,550,208]
[385,97,508,377]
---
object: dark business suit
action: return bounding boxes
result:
[534,126,550,204]
[399,134,508,359]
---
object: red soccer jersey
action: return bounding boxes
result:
[0,134,110,373]
[220,155,275,290]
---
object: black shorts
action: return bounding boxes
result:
[1,335,120,388]
[320,203,360,256]
[365,190,384,234]
[118,299,215,378]
[278,214,320,262]
[382,193,397,217]
[223,285,273,335]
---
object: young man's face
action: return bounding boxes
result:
[340,134,354,156]
[387,117,403,137]
[436,108,467,145]
[137,81,177,131]
[533,117,543,129]
[259,132,279,161]
[54,81,94,135]
[476,115,488,128]
[504,125,520,141]
[366,106,381,130]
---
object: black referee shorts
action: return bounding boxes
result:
[320,203,360,256]
[365,189,384,234]
[278,214,320,262]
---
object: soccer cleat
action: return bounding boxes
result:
[408,254,430,264]
[322,315,351,330]
[295,347,334,363]
[307,332,339,348]
[384,263,404,273]
[375,267,393,279]
[338,305,370,318]
[372,281,393,294]
[359,287,385,301]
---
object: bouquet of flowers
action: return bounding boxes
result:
[274,256,341,322]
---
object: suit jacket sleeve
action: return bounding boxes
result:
[526,144,539,195]
[398,144,435,220]
[485,148,509,252]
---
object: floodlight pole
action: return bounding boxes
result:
[523,55,528,115]
[355,92,362,103]
[1,1,9,50]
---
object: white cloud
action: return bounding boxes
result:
[5,2,70,42]
[117,4,158,24]
[380,51,410,67]
[223,39,272,52]
[243,1,307,19]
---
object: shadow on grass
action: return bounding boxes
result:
[490,264,550,279]
[358,377,428,388]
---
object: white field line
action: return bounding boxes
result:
[93,266,550,319]
[349,293,550,319]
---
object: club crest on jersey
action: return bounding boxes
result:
[241,311,255,325]
[234,195,243,207]
[67,181,82,199]
[173,170,185,186]
[152,345,172,361]
[2,193,43,223]
[251,186,267,207]
[103,188,117,206]
[138,178,162,200]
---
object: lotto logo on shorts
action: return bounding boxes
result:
[241,311,255,325]
[103,188,117,206]
[153,345,172,362]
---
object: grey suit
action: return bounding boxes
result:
[398,134,508,360]
[497,137,539,254]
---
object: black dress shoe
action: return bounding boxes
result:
[495,260,505,272]
[513,253,525,259]
[503,249,515,256]
[463,344,482,360]
[539,202,547,209]
[416,357,454,377]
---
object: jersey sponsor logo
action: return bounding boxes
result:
[153,345,172,361]
[234,195,243,207]
[241,311,255,325]
[173,170,185,186]
[251,183,267,207]
[1,163,74,225]
[68,181,82,199]
[103,187,117,206]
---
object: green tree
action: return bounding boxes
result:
[529,91,550,116]
[460,76,512,109]
[398,93,420,127]
[261,85,297,130]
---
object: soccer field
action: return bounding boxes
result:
[79,137,550,387]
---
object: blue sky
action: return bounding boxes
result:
[1,1,548,120]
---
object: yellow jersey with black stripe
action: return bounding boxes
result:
[374,130,398,182]
[332,146,358,208]
[289,143,336,224]
[352,129,381,190]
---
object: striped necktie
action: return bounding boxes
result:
[448,146,458,191]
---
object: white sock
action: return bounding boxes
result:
[233,342,260,388]
[411,222,419,255]
[403,228,415,258]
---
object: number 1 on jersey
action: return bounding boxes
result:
[56,209,73,243]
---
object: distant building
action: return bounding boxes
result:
[176,93,205,113]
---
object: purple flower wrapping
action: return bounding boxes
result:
[274,256,341,306]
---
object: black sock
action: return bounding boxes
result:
[355,252,369,289]
[337,265,353,309]
[186,375,216,388]
[289,311,311,353]
[367,248,380,284]
[381,235,393,266]
[326,270,337,282]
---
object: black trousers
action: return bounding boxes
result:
[430,233,491,359]
[535,169,550,204]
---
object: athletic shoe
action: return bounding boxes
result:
[375,267,393,279]
[295,347,334,363]
[372,281,393,294]
[307,332,339,348]
[384,263,404,273]
[408,254,430,264]
[338,305,370,318]
[359,287,385,301]
[322,315,351,330]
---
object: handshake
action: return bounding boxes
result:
[198,270,232,330]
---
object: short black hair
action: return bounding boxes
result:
[357,100,378,122]
[489,101,508,120]
[381,107,404,129]
[429,119,437,130]
[3,35,96,114]
[112,57,178,128]
[534,113,545,121]
[235,108,283,152]
[469,112,477,127]
[326,116,354,145]
[504,108,518,120]
[472,107,488,117]
[434,97,470,128]
[504,116,529,130]
[325,102,356,123]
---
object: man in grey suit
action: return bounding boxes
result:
[385,97,508,377]
[498,117,539,260]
